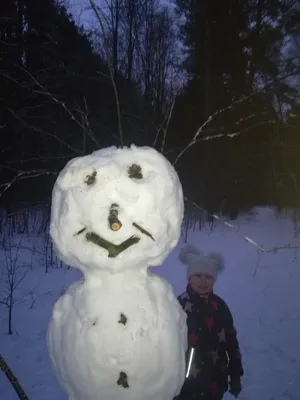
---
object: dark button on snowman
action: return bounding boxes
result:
[47,145,187,400]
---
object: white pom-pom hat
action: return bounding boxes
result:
[179,244,225,280]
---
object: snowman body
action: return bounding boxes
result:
[47,270,187,400]
[47,145,187,400]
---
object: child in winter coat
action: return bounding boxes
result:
[177,245,244,400]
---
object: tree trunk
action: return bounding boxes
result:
[8,291,13,335]
[203,0,212,120]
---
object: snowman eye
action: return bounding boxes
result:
[84,170,97,185]
[128,164,143,179]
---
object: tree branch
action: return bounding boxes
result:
[173,93,257,165]
[0,169,55,198]
[7,108,81,155]
[161,97,176,152]
[185,197,300,254]
[195,119,276,142]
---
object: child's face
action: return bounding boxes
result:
[189,273,214,295]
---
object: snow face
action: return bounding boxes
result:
[47,270,188,400]
[50,145,184,275]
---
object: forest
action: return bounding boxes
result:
[1,0,300,221]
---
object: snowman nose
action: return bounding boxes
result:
[108,203,122,231]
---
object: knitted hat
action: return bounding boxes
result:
[179,244,225,280]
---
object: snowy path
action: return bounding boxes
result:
[1,207,300,399]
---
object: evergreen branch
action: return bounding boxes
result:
[88,0,124,147]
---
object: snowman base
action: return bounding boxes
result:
[47,270,187,400]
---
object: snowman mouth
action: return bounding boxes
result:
[85,231,141,258]
[75,219,154,258]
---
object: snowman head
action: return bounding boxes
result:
[50,145,184,275]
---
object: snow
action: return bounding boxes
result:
[47,145,187,400]
[1,206,300,399]
[47,270,187,400]
[157,207,300,399]
[50,145,184,275]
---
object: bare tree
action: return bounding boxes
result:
[91,0,181,116]
[0,237,33,334]
[91,0,122,71]
[107,0,121,72]
[119,0,144,83]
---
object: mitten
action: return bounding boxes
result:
[229,377,242,398]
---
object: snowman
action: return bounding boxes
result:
[47,145,187,400]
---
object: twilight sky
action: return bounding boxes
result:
[67,0,99,29]
[67,0,174,30]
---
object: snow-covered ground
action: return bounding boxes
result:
[1,206,300,399]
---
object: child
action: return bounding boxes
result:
[177,244,244,399]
